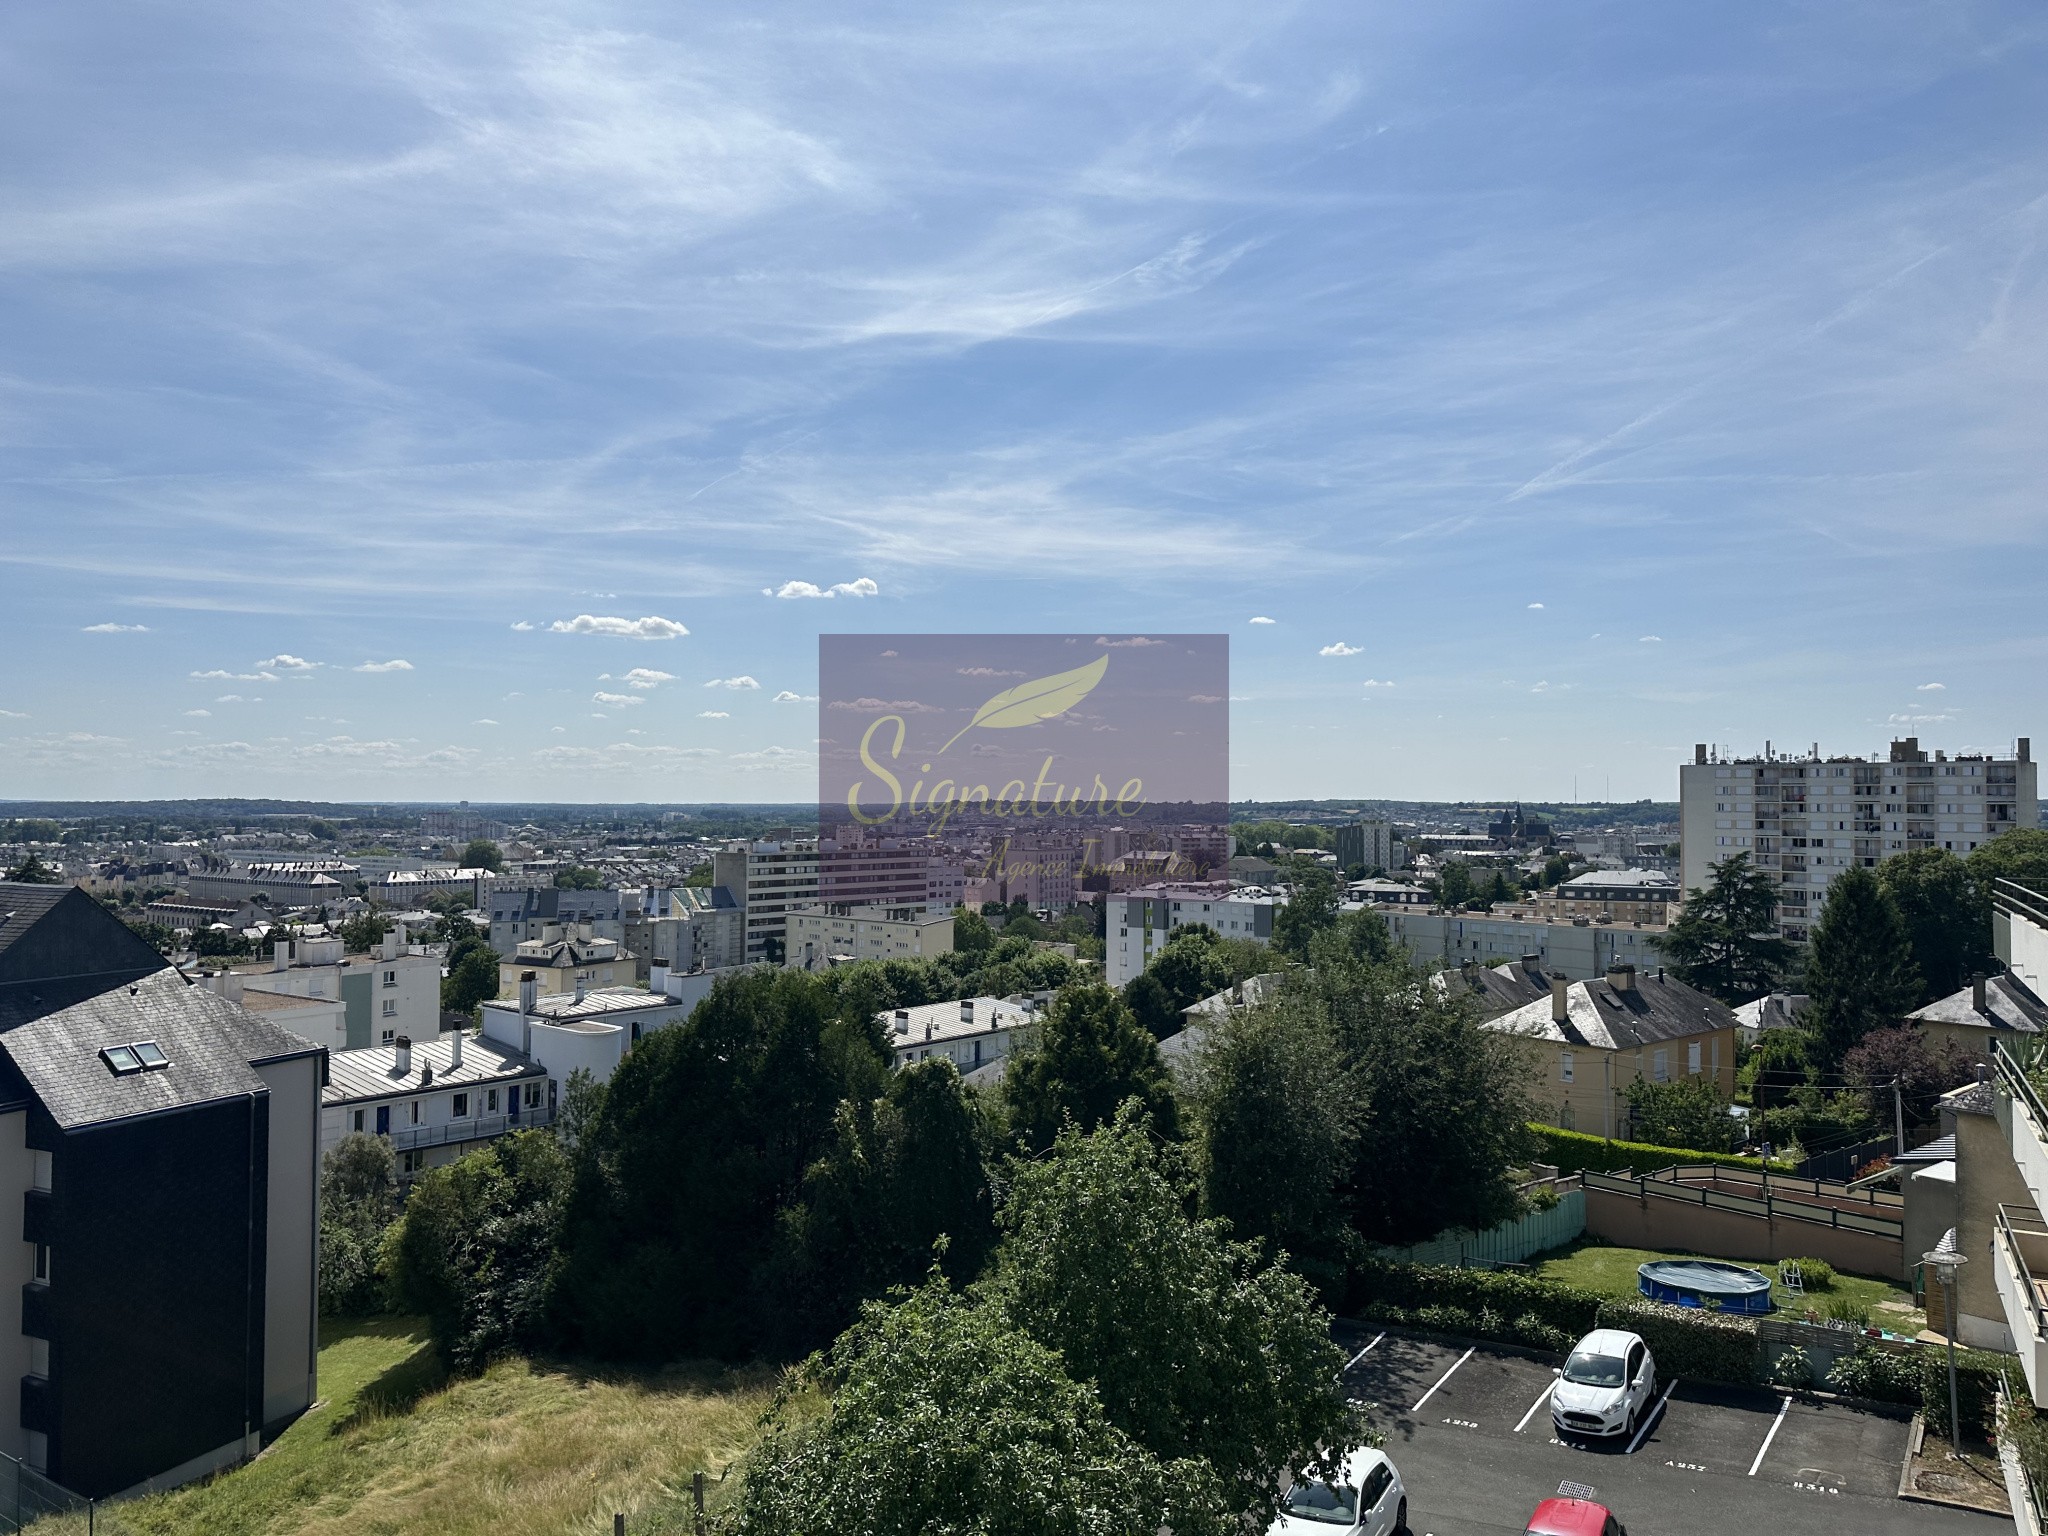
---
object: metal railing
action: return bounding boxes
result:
[1582,1168,1903,1237]
[1997,878,2048,931]
[1995,1039,2048,1142]
[389,1103,554,1152]
[1997,1203,2048,1347]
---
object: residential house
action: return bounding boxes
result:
[1529,869,1680,926]
[477,963,726,1090]
[322,1030,549,1178]
[881,996,1036,1074]
[487,885,624,953]
[1107,883,1283,987]
[621,885,744,979]
[1380,907,1667,982]
[786,903,955,971]
[495,926,633,1000]
[1344,877,1432,908]
[1732,991,1810,1046]
[1910,973,2046,1063]
[212,931,440,1051]
[1485,963,1739,1139]
[0,883,322,1498]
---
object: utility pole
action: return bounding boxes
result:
[1894,1079,1906,1156]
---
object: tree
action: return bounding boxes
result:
[383,1130,570,1371]
[1841,1025,1977,1124]
[1623,1076,1737,1153]
[1972,829,2048,904]
[1272,862,1339,960]
[550,968,887,1360]
[952,907,996,958]
[1659,853,1793,1002]
[768,1059,995,1353]
[459,838,505,872]
[320,1133,397,1316]
[1147,929,1231,1012]
[731,1278,1233,1536]
[442,944,501,1015]
[1805,867,1921,1072]
[1187,993,1359,1281]
[3,852,59,884]
[1298,932,1536,1245]
[339,910,394,954]
[553,866,605,890]
[554,1066,606,1156]
[1122,971,1181,1041]
[308,819,338,841]
[994,1108,1360,1526]
[1879,849,1994,1003]
[683,861,713,887]
[1002,983,1177,1152]
[1433,861,1474,909]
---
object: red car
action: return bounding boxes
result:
[1524,1497,1627,1536]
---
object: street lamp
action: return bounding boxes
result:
[1924,1229,1968,1460]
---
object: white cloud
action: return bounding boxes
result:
[623,668,676,689]
[1095,636,1163,648]
[82,622,149,633]
[1639,635,1663,643]
[547,615,690,639]
[1527,603,1545,610]
[510,621,535,631]
[1320,642,1363,657]
[1248,616,1276,625]
[474,718,499,725]
[259,653,319,670]
[770,577,879,599]
[698,710,730,718]
[215,694,258,703]
[0,709,28,718]
[184,708,211,717]
[593,691,644,706]
[705,675,761,690]
[773,690,818,703]
[191,668,278,682]
[1917,681,1946,691]
[957,666,1024,678]
[1889,711,1954,724]
[1362,678,1395,688]
[354,659,414,673]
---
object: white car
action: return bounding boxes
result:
[1550,1328,1658,1439]
[1268,1445,1407,1535]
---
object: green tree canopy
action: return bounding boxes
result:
[1272,862,1339,959]
[1660,852,1792,1002]
[441,944,500,1015]
[459,838,505,872]
[952,907,996,957]
[552,865,605,890]
[1841,1025,1976,1125]
[1804,867,1921,1072]
[320,1132,397,1317]
[1878,848,1994,1002]
[1971,828,2048,904]
[383,1130,570,1371]
[3,852,60,884]
[1623,1076,1738,1153]
[550,968,887,1360]
[338,910,394,954]
[993,1107,1359,1525]
[732,1278,1233,1536]
[1002,983,1177,1152]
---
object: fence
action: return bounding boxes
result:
[1795,1136,1898,1184]
[1583,1165,1903,1278]
[1371,1186,1586,1268]
[0,1449,137,1535]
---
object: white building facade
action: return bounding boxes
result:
[1106,883,1283,987]
[786,904,956,971]
[712,839,820,964]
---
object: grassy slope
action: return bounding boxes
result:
[1530,1239,1924,1332]
[111,1319,772,1536]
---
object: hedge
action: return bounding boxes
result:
[1531,1123,1793,1177]
[1918,1346,2008,1444]
[1347,1259,1601,1340]
[1595,1299,1760,1386]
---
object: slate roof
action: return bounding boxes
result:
[0,966,319,1130]
[1435,959,1552,1021]
[324,1032,543,1107]
[1733,992,1810,1035]
[1909,974,2047,1036]
[0,883,167,998]
[0,884,80,961]
[1486,970,1735,1051]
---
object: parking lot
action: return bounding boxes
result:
[1334,1326,2012,1535]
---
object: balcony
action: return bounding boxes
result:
[1997,1204,2048,1401]
[388,1104,554,1154]
[1995,1042,2048,1216]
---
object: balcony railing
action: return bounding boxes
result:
[1995,1040,2048,1218]
[1997,1203,2048,1402]
[389,1104,553,1152]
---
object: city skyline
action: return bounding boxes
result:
[5,3,2047,801]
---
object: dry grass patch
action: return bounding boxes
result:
[103,1320,773,1536]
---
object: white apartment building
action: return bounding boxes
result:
[882,995,1037,1073]
[1680,736,2038,940]
[478,962,729,1090]
[373,866,496,909]
[1379,908,1669,981]
[210,931,441,1051]
[1107,883,1284,987]
[622,885,745,978]
[712,839,820,964]
[322,1031,550,1178]
[786,903,956,971]
[186,861,356,908]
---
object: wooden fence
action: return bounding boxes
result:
[1372,1186,1586,1268]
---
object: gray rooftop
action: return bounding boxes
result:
[1486,970,1736,1051]
[1909,974,2046,1035]
[324,1031,543,1106]
[481,985,681,1029]
[1557,869,1679,892]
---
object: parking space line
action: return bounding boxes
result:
[1747,1394,1791,1476]
[1512,1377,1555,1433]
[1410,1347,1475,1412]
[1343,1334,1385,1372]
[1624,1378,1678,1455]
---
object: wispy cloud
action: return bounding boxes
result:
[593,691,643,706]
[82,622,149,633]
[259,653,319,670]
[622,668,675,689]
[354,659,414,673]
[1917,681,1946,690]
[698,710,730,718]
[548,615,689,639]
[1248,616,1276,625]
[705,675,761,690]
[773,690,817,703]
[192,668,278,682]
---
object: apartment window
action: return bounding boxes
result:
[400,1150,425,1175]
[382,999,397,1018]
[452,1092,469,1118]
[1652,1049,1669,1083]
[382,1028,396,1045]
[1560,1052,1574,1084]
[351,1108,365,1132]
[524,1083,543,1109]
[383,969,397,987]
[486,1088,500,1113]
[1687,1042,1702,1075]
[32,1243,49,1283]
[410,1100,421,1125]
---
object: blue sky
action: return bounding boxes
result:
[4,1,2046,804]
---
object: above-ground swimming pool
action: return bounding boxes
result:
[1637,1259,1775,1314]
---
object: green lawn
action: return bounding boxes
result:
[1530,1239,1924,1335]
[51,1318,773,1536]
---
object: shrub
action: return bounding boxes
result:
[1528,1123,1792,1177]
[1348,1260,1601,1340]
[1769,1347,1814,1390]
[1789,1257,1835,1291]
[1919,1346,2007,1444]
[1819,1294,1869,1327]
[1826,1345,1921,1405]
[1595,1300,1760,1386]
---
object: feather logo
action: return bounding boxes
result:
[938,654,1109,753]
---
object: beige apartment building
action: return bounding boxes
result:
[786,903,956,971]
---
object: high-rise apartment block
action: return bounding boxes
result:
[1335,819,1403,872]
[1680,736,2038,941]
[711,839,820,963]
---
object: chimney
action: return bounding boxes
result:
[1606,962,1637,993]
[894,1008,911,1035]
[450,1030,464,1068]
[519,971,539,1015]
[1550,974,1569,1023]
[574,976,587,1004]
[2021,737,2033,764]
[272,939,290,972]
[224,973,244,1004]
[1520,952,1542,973]
[422,1062,434,1086]
[394,1035,412,1074]
[1694,744,1707,765]
[960,999,975,1028]
[650,960,669,995]
[1973,974,1988,1013]
[381,930,400,961]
